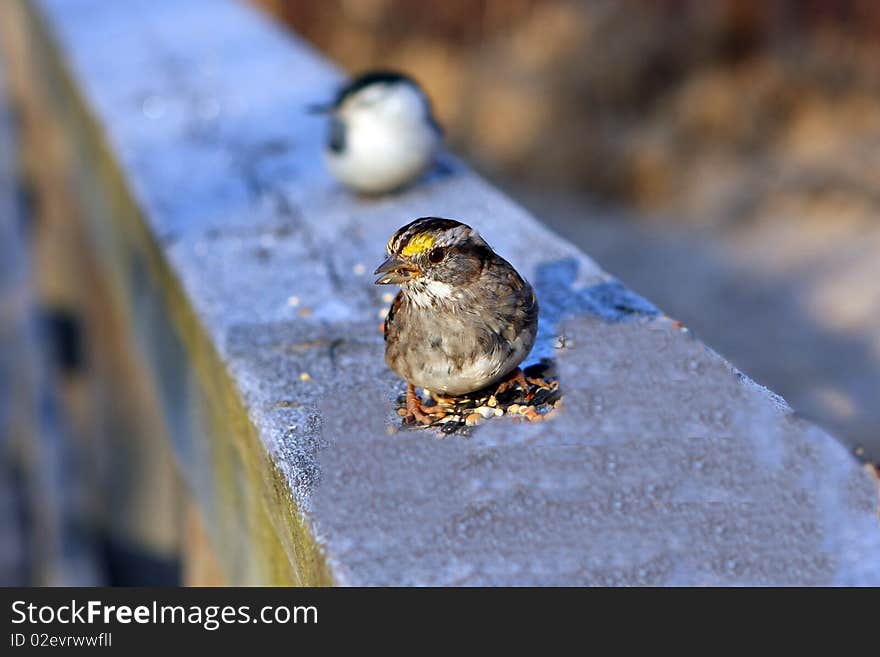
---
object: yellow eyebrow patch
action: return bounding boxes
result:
[400,232,436,256]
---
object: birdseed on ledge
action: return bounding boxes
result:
[394,360,561,436]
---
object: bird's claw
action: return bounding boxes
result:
[405,384,439,425]
[494,367,543,400]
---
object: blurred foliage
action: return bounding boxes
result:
[254,0,880,218]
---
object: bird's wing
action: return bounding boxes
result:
[383,290,404,342]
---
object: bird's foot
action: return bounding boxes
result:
[405,384,440,425]
[430,391,458,407]
[494,368,547,401]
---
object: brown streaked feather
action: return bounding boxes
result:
[383,290,404,342]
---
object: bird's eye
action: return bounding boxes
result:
[428,247,445,264]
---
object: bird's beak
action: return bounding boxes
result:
[374,255,419,285]
[305,102,333,115]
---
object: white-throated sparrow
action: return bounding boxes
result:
[375,217,540,424]
[310,70,442,195]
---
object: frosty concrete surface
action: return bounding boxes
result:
[25,0,880,584]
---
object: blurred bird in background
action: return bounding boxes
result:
[310,71,442,194]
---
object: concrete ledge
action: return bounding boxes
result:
[12,0,880,584]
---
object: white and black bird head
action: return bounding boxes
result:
[310,71,442,195]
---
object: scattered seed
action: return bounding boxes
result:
[287,295,300,307]
[465,413,483,426]
[532,388,551,405]
[553,335,572,349]
[391,371,562,433]
[299,372,311,382]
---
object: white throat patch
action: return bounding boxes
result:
[407,279,455,308]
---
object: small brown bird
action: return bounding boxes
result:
[375,217,539,424]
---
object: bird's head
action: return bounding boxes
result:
[310,71,440,136]
[374,217,489,299]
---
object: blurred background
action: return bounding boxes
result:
[256,0,880,461]
[1,0,878,585]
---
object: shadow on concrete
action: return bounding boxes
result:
[530,256,658,364]
[531,205,880,463]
